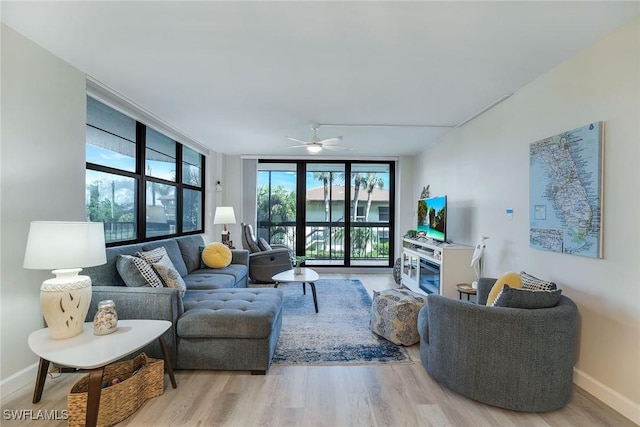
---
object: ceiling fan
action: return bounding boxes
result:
[285,123,350,154]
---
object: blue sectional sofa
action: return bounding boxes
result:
[83,235,283,373]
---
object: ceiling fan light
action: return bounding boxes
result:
[307,145,322,154]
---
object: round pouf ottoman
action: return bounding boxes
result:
[370,288,427,346]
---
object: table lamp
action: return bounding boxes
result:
[213,206,236,247]
[23,221,106,339]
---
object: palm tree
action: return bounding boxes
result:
[311,172,331,222]
[352,173,361,221]
[362,173,384,221]
[311,171,331,254]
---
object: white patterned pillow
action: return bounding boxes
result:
[152,254,186,298]
[117,255,164,288]
[520,271,556,291]
[136,247,168,264]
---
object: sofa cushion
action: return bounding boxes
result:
[190,265,248,283]
[520,271,557,290]
[258,238,272,251]
[243,224,262,253]
[176,235,206,273]
[493,285,562,309]
[141,239,189,277]
[116,254,164,288]
[183,272,237,290]
[178,288,283,339]
[487,271,522,306]
[152,254,187,297]
[202,242,232,268]
[84,243,146,287]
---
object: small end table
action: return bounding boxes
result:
[456,283,477,302]
[28,319,177,427]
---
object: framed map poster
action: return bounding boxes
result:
[529,122,604,258]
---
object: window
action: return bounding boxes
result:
[378,206,389,222]
[86,96,205,244]
[258,160,394,267]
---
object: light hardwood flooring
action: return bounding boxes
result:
[1,273,634,427]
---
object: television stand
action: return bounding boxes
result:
[401,237,475,298]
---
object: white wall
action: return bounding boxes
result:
[395,156,415,258]
[412,18,640,422]
[0,24,87,395]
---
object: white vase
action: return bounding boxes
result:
[294,265,302,275]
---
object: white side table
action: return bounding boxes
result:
[28,319,177,427]
[272,267,320,313]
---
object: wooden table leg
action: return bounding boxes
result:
[158,336,177,389]
[32,358,50,403]
[309,282,319,313]
[85,367,104,427]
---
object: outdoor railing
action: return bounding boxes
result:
[103,221,136,243]
[257,221,390,264]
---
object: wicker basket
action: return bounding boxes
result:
[67,353,164,427]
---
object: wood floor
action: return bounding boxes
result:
[1,273,634,427]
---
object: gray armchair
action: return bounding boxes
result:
[241,223,293,283]
[417,277,578,412]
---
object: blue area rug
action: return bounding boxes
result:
[271,279,410,365]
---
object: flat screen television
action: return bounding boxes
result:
[417,195,447,242]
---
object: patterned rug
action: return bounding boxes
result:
[271,279,411,365]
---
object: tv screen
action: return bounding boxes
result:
[417,195,447,242]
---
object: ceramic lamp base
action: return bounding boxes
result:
[40,268,92,339]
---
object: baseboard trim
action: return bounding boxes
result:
[1,362,38,401]
[574,367,640,425]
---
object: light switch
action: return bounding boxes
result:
[506,209,513,220]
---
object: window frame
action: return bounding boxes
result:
[86,96,206,247]
[257,159,395,268]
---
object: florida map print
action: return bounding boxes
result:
[529,122,604,258]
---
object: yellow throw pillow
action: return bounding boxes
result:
[202,242,232,268]
[486,271,522,306]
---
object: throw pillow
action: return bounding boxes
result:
[258,237,273,251]
[202,242,233,268]
[136,246,168,264]
[520,271,557,290]
[493,285,562,309]
[116,254,164,288]
[486,271,522,306]
[151,254,187,298]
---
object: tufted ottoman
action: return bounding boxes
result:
[370,288,427,346]
[177,288,283,373]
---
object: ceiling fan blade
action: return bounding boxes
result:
[322,145,352,151]
[286,145,309,149]
[285,136,310,144]
[317,137,343,145]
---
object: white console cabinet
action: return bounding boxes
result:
[401,237,476,299]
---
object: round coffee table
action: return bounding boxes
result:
[272,268,319,313]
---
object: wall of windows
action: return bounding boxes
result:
[258,160,394,267]
[86,96,205,244]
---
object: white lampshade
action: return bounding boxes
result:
[213,207,236,225]
[24,221,106,270]
[23,221,106,339]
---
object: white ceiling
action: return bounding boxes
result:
[2,1,638,157]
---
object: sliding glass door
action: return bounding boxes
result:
[305,163,346,265]
[256,163,297,247]
[257,160,394,268]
